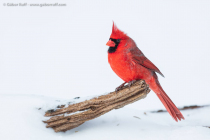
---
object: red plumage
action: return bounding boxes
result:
[106,22,184,122]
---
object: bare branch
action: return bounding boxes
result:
[43,80,150,132]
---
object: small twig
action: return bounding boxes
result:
[151,105,210,113]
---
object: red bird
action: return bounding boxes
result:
[106,23,184,122]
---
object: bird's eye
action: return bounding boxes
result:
[116,39,121,43]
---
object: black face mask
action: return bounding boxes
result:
[108,38,121,53]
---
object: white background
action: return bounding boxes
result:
[0,0,210,111]
[1,1,210,140]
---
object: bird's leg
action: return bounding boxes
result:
[115,82,127,92]
[128,80,137,89]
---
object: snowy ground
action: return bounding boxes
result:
[0,94,209,140]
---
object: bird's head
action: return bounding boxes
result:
[106,22,129,53]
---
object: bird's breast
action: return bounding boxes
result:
[108,50,153,83]
[108,51,137,82]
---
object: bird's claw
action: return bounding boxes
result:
[115,80,137,92]
[115,82,127,92]
[128,80,137,89]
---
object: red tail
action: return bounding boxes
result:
[149,77,185,122]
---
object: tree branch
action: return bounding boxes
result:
[43,80,150,132]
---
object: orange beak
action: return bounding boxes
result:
[106,40,115,47]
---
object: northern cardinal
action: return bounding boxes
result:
[106,22,184,122]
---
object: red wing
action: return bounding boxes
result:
[129,48,165,77]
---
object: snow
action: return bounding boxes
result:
[0,94,210,140]
[0,0,210,139]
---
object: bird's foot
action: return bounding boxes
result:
[115,82,127,92]
[128,80,137,89]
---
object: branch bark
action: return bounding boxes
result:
[43,80,150,132]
